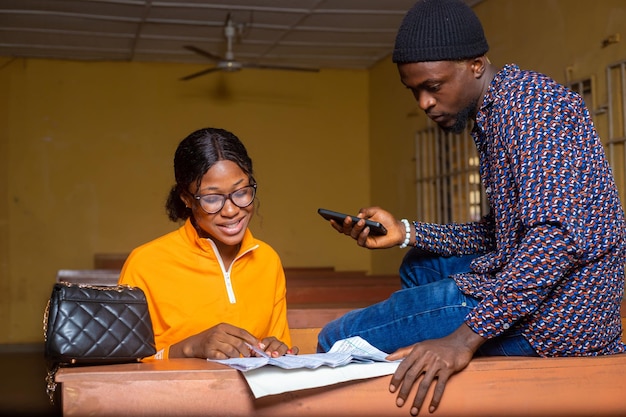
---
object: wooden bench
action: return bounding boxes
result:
[56,265,625,331]
[290,328,321,354]
[287,305,360,329]
[285,284,397,304]
[54,349,626,416]
[54,266,626,328]
[94,253,128,269]
[52,262,626,416]
[56,269,120,285]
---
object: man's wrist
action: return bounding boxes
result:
[454,323,486,353]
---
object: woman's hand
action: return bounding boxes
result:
[169,323,259,360]
[169,323,298,360]
[260,336,299,357]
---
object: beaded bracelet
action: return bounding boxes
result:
[399,218,411,248]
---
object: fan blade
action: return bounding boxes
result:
[242,62,319,73]
[183,45,223,62]
[179,67,221,81]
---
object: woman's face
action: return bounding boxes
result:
[181,160,254,248]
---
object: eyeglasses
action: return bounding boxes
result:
[193,184,257,214]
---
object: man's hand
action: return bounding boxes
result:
[386,324,484,415]
[329,206,410,249]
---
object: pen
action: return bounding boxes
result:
[245,342,269,358]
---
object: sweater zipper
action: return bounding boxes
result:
[207,239,259,304]
[223,270,236,304]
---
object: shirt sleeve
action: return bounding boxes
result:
[412,213,496,256]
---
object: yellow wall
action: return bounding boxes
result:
[2,0,626,344]
[1,60,372,343]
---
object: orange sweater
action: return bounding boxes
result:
[119,219,291,359]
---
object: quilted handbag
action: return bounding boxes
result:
[43,282,156,401]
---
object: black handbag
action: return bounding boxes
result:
[43,282,156,401]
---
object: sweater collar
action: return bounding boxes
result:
[182,218,257,257]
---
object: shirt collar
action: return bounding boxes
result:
[475,63,520,130]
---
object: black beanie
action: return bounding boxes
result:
[393,0,489,63]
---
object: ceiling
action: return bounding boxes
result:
[0,0,481,73]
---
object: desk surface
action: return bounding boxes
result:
[56,354,626,417]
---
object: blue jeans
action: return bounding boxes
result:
[317,248,538,357]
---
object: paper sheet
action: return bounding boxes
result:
[208,336,401,397]
[243,360,399,397]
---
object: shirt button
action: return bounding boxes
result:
[461,302,467,307]
[503,323,510,330]
[485,186,492,194]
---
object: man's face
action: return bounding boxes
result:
[398,60,480,134]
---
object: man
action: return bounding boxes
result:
[317,0,626,415]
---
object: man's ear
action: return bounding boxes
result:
[471,56,488,79]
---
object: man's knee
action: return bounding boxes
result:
[316,325,334,352]
[399,248,443,287]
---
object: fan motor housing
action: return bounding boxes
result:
[218,60,242,72]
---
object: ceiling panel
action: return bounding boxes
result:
[0,0,481,73]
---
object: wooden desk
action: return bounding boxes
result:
[56,354,626,416]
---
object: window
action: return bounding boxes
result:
[567,77,594,110]
[604,61,626,198]
[414,123,486,223]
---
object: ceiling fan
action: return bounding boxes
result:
[180,14,320,81]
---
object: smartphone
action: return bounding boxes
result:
[317,208,388,236]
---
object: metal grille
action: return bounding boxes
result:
[414,124,485,224]
[605,60,626,197]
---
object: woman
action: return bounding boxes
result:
[119,127,297,360]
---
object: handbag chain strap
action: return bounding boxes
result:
[43,298,58,404]
[42,299,50,341]
[56,281,132,291]
[42,282,137,404]
[46,362,59,404]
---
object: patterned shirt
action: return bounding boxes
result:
[412,64,626,357]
